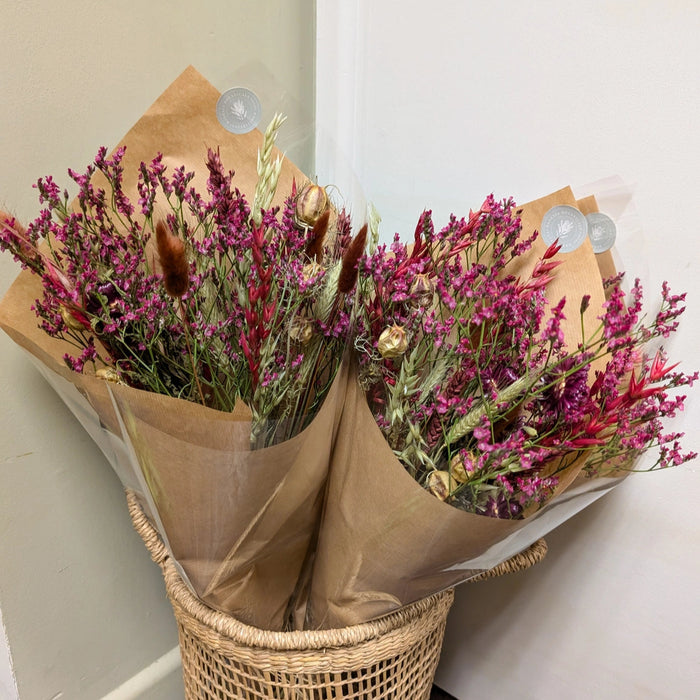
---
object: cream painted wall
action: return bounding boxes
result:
[0,2,314,698]
[316,1,700,699]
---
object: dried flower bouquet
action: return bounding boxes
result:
[353,196,696,518]
[0,127,359,448]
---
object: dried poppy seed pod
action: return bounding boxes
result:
[289,317,314,345]
[295,183,329,227]
[427,470,452,501]
[96,367,123,384]
[449,454,469,484]
[302,261,323,283]
[377,324,408,359]
[410,273,434,306]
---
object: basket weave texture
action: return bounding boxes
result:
[126,490,545,699]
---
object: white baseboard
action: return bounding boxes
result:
[101,646,181,700]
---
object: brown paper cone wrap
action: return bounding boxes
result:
[305,362,523,629]
[110,361,347,631]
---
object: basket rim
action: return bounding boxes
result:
[468,537,548,581]
[162,554,454,652]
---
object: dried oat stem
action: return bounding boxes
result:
[445,374,531,446]
[252,113,287,225]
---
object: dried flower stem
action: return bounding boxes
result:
[178,298,207,406]
[154,219,206,405]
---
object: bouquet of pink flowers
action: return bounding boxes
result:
[0,139,360,446]
[353,197,695,515]
[0,68,695,631]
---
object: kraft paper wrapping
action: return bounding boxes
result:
[110,361,347,630]
[304,189,614,629]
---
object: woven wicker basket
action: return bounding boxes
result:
[126,490,546,699]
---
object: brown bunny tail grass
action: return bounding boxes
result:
[305,209,331,262]
[155,220,189,298]
[337,224,367,294]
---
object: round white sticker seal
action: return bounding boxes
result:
[216,87,262,134]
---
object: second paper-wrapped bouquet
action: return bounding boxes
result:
[0,68,696,640]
